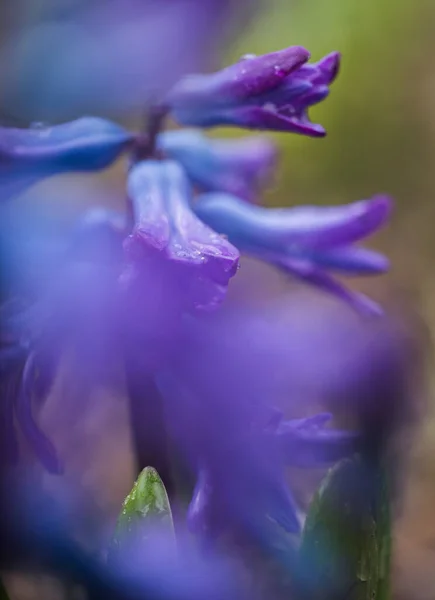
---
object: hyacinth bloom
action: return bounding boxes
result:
[157,311,359,542]
[124,159,240,311]
[158,129,277,202]
[194,193,391,314]
[168,46,340,135]
[0,117,133,202]
[185,410,358,539]
[0,208,129,473]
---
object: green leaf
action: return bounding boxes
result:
[0,578,10,600]
[108,467,175,562]
[298,455,391,600]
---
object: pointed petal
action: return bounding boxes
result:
[315,51,341,84]
[308,245,390,274]
[0,117,133,201]
[168,46,310,108]
[272,256,384,316]
[194,193,391,252]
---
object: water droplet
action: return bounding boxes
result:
[263,103,277,113]
[274,65,286,76]
[241,53,257,61]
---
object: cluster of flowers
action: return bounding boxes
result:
[0,42,392,597]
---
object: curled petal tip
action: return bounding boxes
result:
[355,194,393,235]
[317,51,341,83]
[370,193,394,220]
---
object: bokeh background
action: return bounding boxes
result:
[2,0,435,598]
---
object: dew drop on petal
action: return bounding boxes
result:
[241,53,257,60]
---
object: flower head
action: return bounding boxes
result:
[168,47,340,136]
[194,193,391,314]
[158,129,277,202]
[124,159,239,311]
[185,410,358,542]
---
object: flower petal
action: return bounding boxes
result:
[308,245,390,274]
[315,51,341,85]
[174,104,326,135]
[195,193,391,251]
[275,415,359,467]
[168,46,310,109]
[0,117,133,201]
[126,160,239,311]
[158,129,277,201]
[16,353,63,474]
[270,256,384,316]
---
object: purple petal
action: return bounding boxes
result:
[187,469,219,536]
[168,46,310,108]
[308,245,390,274]
[291,52,341,87]
[275,421,359,468]
[277,413,333,432]
[288,85,330,111]
[15,353,63,474]
[315,51,341,85]
[181,104,326,136]
[226,105,327,136]
[126,160,239,311]
[270,256,384,316]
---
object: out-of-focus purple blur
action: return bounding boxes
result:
[0,0,258,121]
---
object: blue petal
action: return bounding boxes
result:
[0,117,133,201]
[194,193,391,251]
[308,245,389,274]
[158,129,276,201]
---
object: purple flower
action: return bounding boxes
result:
[194,193,392,314]
[0,117,133,201]
[158,129,277,202]
[185,410,358,540]
[124,160,239,311]
[0,208,127,472]
[113,526,247,600]
[168,47,340,135]
[157,368,301,537]
[273,413,359,468]
[156,309,358,543]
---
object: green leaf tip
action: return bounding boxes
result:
[0,578,10,600]
[108,466,175,562]
[298,455,391,600]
